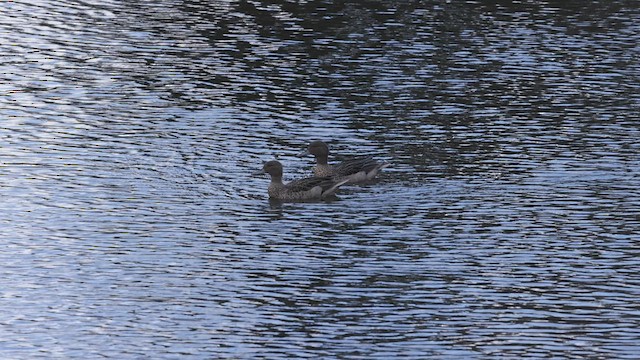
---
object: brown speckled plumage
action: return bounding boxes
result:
[262,160,348,201]
[306,141,389,183]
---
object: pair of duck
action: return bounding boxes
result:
[259,141,389,201]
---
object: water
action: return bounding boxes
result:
[1,0,639,358]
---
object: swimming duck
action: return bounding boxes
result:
[261,160,349,201]
[304,141,389,183]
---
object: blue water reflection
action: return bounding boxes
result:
[1,0,639,358]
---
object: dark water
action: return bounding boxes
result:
[1,0,639,358]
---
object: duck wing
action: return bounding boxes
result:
[285,176,338,192]
[334,156,381,176]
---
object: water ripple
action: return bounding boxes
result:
[1,0,640,358]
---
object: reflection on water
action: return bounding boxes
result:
[1,0,639,358]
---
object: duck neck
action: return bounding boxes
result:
[315,154,329,165]
[269,173,283,184]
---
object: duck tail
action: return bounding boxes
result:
[321,178,350,198]
[377,161,390,171]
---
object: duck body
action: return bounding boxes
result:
[307,141,389,184]
[262,160,348,201]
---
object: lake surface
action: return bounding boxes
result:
[1,0,639,358]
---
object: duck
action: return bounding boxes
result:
[260,160,349,201]
[303,141,389,183]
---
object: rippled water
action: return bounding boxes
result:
[1,0,640,358]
